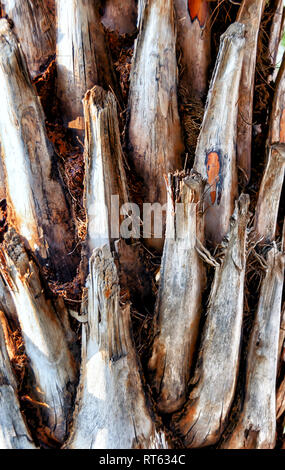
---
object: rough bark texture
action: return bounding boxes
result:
[148,171,206,414]
[0,19,76,281]
[0,0,55,78]
[56,0,121,129]
[128,0,183,251]
[174,195,250,448]
[236,0,266,182]
[194,23,245,246]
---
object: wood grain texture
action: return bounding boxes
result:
[56,0,121,129]
[236,0,266,182]
[174,194,250,448]
[0,19,76,281]
[223,246,284,449]
[194,23,245,245]
[66,245,167,449]
[175,0,211,100]
[128,0,183,251]
[148,171,206,414]
[0,229,77,443]
[1,0,55,78]
[0,312,35,449]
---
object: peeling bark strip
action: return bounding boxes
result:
[0,0,55,78]
[83,86,128,255]
[194,23,245,246]
[236,0,266,182]
[148,171,206,414]
[66,246,167,449]
[0,230,77,443]
[0,313,35,449]
[0,19,75,281]
[175,0,211,100]
[128,0,183,250]
[174,194,250,448]
[223,247,284,449]
[56,0,121,129]
[101,0,138,35]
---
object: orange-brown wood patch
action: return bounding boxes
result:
[206,151,220,204]
[188,0,208,27]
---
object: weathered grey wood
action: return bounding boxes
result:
[236,0,266,182]
[174,0,211,100]
[194,23,245,245]
[0,312,35,449]
[0,229,77,443]
[174,194,250,448]
[1,0,55,78]
[82,86,128,255]
[66,245,167,449]
[128,0,183,250]
[101,0,137,34]
[148,171,206,414]
[56,0,121,130]
[0,19,75,281]
[223,246,284,449]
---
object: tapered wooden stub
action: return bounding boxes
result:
[83,86,128,255]
[56,0,121,129]
[0,229,77,443]
[174,194,250,448]
[148,171,206,414]
[223,246,284,449]
[236,0,266,182]
[1,0,55,78]
[66,246,167,449]
[128,0,183,250]
[175,0,211,100]
[194,22,245,246]
[0,312,35,449]
[0,19,76,281]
